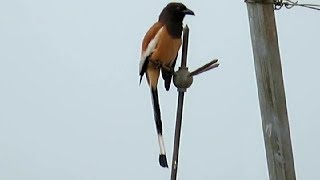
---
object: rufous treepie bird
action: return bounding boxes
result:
[139,2,194,168]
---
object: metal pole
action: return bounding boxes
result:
[170,25,219,180]
[170,25,189,180]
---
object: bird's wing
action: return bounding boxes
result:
[139,22,164,79]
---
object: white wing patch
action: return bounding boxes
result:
[139,27,164,74]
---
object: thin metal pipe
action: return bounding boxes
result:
[170,25,189,180]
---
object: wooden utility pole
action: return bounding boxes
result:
[246,0,296,179]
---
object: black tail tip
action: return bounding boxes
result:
[159,154,169,168]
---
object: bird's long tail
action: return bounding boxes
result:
[151,87,168,168]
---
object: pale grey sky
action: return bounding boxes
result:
[0,0,319,180]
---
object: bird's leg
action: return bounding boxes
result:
[152,60,161,69]
[150,60,173,72]
[161,64,172,73]
[149,60,162,69]
[169,66,175,74]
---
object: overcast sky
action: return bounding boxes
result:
[0,0,319,180]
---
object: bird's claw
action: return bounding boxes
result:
[169,67,174,74]
[150,60,172,72]
[155,60,161,69]
[161,65,172,72]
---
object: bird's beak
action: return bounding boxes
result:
[182,8,195,16]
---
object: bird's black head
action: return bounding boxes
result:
[159,2,195,23]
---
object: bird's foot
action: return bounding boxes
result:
[156,60,162,69]
[162,65,172,72]
[169,66,175,74]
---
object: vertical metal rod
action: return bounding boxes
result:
[181,25,189,68]
[170,25,189,180]
[170,92,185,180]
